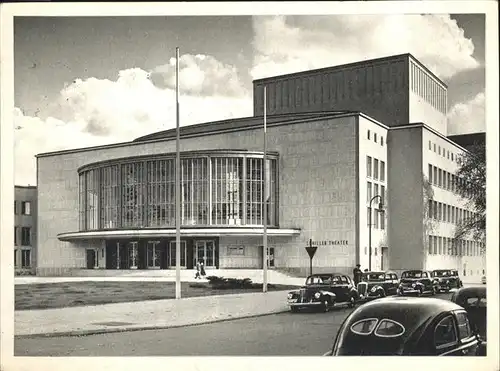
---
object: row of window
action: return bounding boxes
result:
[367,206,385,230]
[428,235,484,257]
[14,226,31,246]
[428,201,477,225]
[428,164,477,199]
[364,246,381,256]
[366,130,385,146]
[79,155,279,231]
[428,141,461,164]
[14,201,31,215]
[366,156,386,182]
[14,249,32,269]
[367,182,386,205]
[410,61,447,114]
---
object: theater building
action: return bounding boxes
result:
[35,53,485,281]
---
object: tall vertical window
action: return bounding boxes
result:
[21,250,31,268]
[380,161,385,182]
[213,157,243,225]
[14,226,18,246]
[428,141,432,150]
[21,227,31,246]
[14,201,18,214]
[367,182,372,202]
[367,130,371,140]
[373,159,379,180]
[433,166,438,185]
[79,173,86,230]
[100,165,120,229]
[373,208,379,229]
[21,201,31,215]
[428,164,433,183]
[86,169,100,229]
[428,236,433,254]
[428,200,433,219]
[121,163,144,228]
[367,156,372,177]
[374,184,379,198]
[146,159,174,227]
[379,210,385,230]
[380,185,385,205]
[374,133,378,143]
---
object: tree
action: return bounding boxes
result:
[453,142,486,248]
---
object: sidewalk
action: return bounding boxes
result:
[15,290,290,338]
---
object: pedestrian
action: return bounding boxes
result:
[200,260,206,277]
[353,264,362,285]
[195,260,201,279]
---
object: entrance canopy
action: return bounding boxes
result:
[57,227,301,241]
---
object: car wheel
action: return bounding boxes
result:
[348,295,355,308]
[431,286,436,296]
[290,306,298,313]
[378,289,386,298]
[417,287,423,297]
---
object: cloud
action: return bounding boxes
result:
[14,55,252,185]
[251,15,480,80]
[447,92,485,135]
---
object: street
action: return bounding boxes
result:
[15,293,453,356]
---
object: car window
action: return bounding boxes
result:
[455,312,472,340]
[422,272,428,278]
[331,276,340,284]
[374,319,405,338]
[434,315,458,348]
[391,274,398,280]
[340,276,348,284]
[466,297,487,307]
[350,318,378,335]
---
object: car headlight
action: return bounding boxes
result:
[371,286,377,292]
[287,293,293,299]
[314,292,321,299]
[412,283,416,288]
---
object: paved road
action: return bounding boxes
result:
[15,293,453,356]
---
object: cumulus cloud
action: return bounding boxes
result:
[447,92,485,135]
[14,54,252,185]
[251,15,479,80]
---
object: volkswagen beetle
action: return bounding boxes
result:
[324,297,485,356]
[287,273,359,312]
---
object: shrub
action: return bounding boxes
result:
[189,283,208,289]
[206,276,256,289]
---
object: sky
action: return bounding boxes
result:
[13,13,486,186]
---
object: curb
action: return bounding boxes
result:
[15,308,290,340]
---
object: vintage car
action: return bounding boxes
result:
[324,297,486,356]
[431,269,462,292]
[357,271,399,301]
[451,286,487,355]
[398,270,437,296]
[287,273,359,312]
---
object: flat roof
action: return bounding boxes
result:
[252,53,447,89]
[447,132,486,148]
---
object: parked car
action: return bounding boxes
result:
[287,273,359,312]
[398,270,437,296]
[357,271,399,301]
[450,269,464,288]
[324,297,486,356]
[431,269,456,292]
[451,286,487,355]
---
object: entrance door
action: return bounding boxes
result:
[128,241,139,269]
[258,246,275,268]
[86,249,97,269]
[169,240,187,268]
[194,240,216,268]
[147,241,161,269]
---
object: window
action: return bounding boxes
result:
[21,249,31,268]
[380,185,385,205]
[374,319,405,338]
[434,316,458,348]
[374,133,378,143]
[367,182,372,202]
[433,167,438,185]
[381,136,384,146]
[367,156,372,177]
[14,201,18,214]
[428,236,433,254]
[428,200,433,219]
[447,172,451,191]
[455,312,472,340]
[21,227,31,246]
[21,201,31,215]
[438,146,441,156]
[374,183,379,198]
[228,246,245,255]
[374,159,379,180]
[428,164,433,183]
[351,318,378,335]
[380,161,385,182]
[14,226,18,246]
[433,235,438,254]
[438,169,442,187]
[443,204,447,222]
[429,140,432,150]
[14,249,17,267]
[433,143,437,152]
[367,130,371,140]
[374,209,379,229]
[451,153,454,161]
[380,210,385,230]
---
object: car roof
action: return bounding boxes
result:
[308,273,346,277]
[452,286,486,299]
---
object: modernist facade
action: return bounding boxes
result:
[14,185,37,274]
[35,54,485,281]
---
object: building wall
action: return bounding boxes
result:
[14,186,37,273]
[357,116,389,272]
[253,56,410,128]
[37,115,359,276]
[386,127,425,274]
[422,128,484,283]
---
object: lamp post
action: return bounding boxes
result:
[368,194,384,271]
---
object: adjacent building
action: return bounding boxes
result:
[34,53,485,282]
[14,185,37,274]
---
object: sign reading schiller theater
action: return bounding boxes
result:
[311,240,349,246]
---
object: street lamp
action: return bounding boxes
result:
[368,194,384,271]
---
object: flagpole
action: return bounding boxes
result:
[263,85,268,293]
[175,47,181,300]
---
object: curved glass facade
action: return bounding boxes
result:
[78,152,278,231]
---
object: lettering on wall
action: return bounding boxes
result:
[311,240,349,246]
